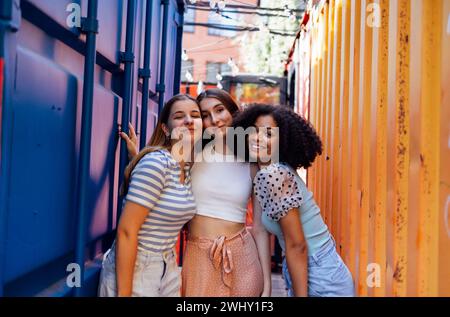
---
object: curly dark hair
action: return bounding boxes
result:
[232,104,323,169]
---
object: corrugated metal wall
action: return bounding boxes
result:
[297,0,450,296]
[0,0,184,296]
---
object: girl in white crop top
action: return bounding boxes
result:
[190,150,251,223]
[121,89,272,297]
[184,90,271,297]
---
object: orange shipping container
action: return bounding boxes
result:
[287,0,450,296]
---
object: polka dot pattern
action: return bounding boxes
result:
[253,163,304,221]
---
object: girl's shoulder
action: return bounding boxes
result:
[255,162,307,190]
[139,148,175,171]
[254,163,305,221]
[256,162,295,179]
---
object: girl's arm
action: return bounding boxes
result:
[279,208,308,297]
[250,164,272,296]
[116,151,167,296]
[251,193,272,297]
[116,201,148,297]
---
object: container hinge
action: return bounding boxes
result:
[119,51,135,64]
[80,17,99,34]
[156,84,166,93]
[138,68,151,78]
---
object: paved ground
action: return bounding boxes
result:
[271,273,288,297]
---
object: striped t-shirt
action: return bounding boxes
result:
[125,149,196,253]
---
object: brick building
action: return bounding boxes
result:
[181,0,259,93]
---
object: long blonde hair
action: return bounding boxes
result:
[120,94,199,196]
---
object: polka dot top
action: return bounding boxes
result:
[253,162,331,255]
[253,163,303,221]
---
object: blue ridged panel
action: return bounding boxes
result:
[1,0,184,296]
[87,86,121,241]
[5,46,78,283]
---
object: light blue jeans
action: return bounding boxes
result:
[98,242,180,297]
[282,237,355,297]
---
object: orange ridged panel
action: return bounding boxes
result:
[438,0,450,297]
[294,0,449,296]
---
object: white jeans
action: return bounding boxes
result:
[98,243,180,297]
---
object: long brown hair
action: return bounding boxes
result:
[197,88,241,116]
[120,94,199,196]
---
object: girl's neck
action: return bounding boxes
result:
[167,146,183,164]
[257,160,273,169]
[213,134,232,156]
[168,144,188,184]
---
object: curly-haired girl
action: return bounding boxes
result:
[232,104,355,297]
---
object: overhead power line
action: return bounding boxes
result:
[186,45,241,54]
[189,1,306,13]
[187,5,305,18]
[186,37,229,52]
[184,22,297,36]
[184,22,258,32]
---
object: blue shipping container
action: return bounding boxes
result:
[0,0,186,296]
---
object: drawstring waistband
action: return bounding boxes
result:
[188,227,248,288]
[210,236,233,286]
[187,226,248,243]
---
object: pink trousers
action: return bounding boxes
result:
[181,228,264,297]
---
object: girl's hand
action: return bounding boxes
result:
[119,122,139,159]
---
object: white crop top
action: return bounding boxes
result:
[190,152,252,223]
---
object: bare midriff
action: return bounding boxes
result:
[188,214,246,239]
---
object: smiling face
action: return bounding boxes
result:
[247,114,279,167]
[199,97,234,133]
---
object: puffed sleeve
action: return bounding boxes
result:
[260,164,304,221]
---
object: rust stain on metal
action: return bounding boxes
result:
[395,198,406,233]
[360,190,364,209]
[393,261,405,283]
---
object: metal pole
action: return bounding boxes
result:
[173,5,184,95]
[139,0,153,150]
[74,0,98,297]
[157,0,170,114]
[117,0,137,220]
[173,3,185,266]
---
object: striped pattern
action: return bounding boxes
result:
[126,150,196,253]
